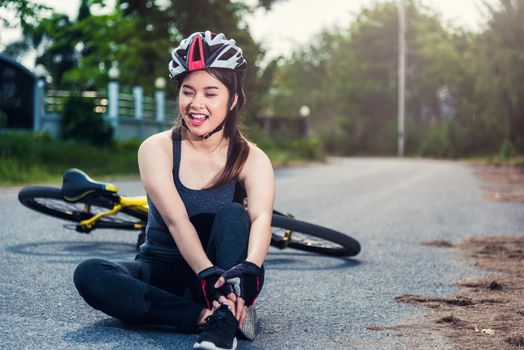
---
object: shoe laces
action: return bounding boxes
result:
[203,307,236,332]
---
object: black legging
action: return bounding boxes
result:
[73,202,251,332]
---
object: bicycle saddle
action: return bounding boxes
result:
[61,168,118,202]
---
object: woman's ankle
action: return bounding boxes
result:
[196,308,212,326]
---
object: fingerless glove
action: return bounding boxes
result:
[198,266,232,309]
[221,261,264,306]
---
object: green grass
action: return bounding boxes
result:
[5,131,522,187]
[260,139,325,167]
[0,132,140,186]
[0,158,62,185]
[466,155,524,168]
[0,132,325,186]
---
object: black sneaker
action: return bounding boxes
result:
[193,304,238,350]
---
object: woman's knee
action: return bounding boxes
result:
[210,203,251,267]
[214,202,249,228]
[73,258,112,297]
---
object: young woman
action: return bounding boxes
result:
[73,31,275,350]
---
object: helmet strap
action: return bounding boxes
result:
[181,119,226,140]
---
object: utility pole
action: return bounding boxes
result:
[397,0,406,157]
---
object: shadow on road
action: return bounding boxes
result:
[6,241,136,263]
[63,317,264,349]
[62,318,193,349]
[7,241,360,270]
[264,251,360,271]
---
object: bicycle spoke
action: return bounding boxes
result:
[32,197,140,224]
[272,227,343,249]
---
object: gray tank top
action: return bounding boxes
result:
[142,129,244,255]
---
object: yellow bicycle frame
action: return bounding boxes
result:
[78,195,148,230]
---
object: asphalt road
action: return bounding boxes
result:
[1,158,523,349]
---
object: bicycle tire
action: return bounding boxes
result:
[271,214,360,257]
[18,186,146,227]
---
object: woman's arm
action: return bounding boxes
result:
[209,144,275,323]
[242,145,276,267]
[138,131,213,274]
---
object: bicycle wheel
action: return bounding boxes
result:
[271,214,361,257]
[18,186,146,227]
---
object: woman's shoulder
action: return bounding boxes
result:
[240,141,273,178]
[140,129,173,148]
[138,130,173,157]
[246,141,269,161]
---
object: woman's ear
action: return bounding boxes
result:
[230,94,239,111]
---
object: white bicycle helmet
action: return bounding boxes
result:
[168,31,247,80]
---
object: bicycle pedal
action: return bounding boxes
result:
[75,225,92,234]
[271,239,288,249]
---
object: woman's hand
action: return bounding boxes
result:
[214,261,263,320]
[198,266,232,309]
[212,296,247,327]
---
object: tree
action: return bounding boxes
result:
[64,0,283,127]
[60,92,113,146]
[481,0,524,153]
[266,1,504,156]
[2,0,91,89]
[0,0,49,31]
[0,0,49,60]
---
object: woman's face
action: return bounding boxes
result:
[178,70,235,139]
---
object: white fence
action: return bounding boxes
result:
[37,85,176,140]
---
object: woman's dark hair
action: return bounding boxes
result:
[172,68,250,189]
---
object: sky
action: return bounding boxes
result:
[0,0,496,69]
[248,0,494,61]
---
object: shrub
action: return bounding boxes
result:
[0,132,139,185]
[60,93,113,146]
[256,137,325,166]
[498,139,517,160]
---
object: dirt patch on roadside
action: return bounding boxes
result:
[422,240,454,248]
[369,235,524,349]
[472,164,524,202]
[366,164,523,348]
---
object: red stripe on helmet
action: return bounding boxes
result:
[189,34,206,71]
